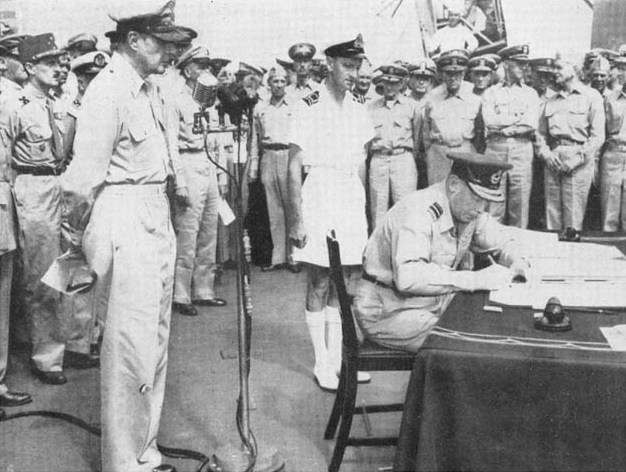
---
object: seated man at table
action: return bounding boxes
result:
[354,152,531,352]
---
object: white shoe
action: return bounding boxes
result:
[314,363,339,392]
[357,371,371,383]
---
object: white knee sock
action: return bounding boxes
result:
[305,310,327,368]
[325,306,343,373]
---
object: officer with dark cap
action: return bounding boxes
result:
[285,42,319,100]
[481,44,540,229]
[288,33,375,391]
[61,0,191,469]
[422,49,483,184]
[406,58,436,106]
[468,54,497,96]
[368,63,420,229]
[0,34,30,99]
[354,151,531,351]
[529,57,557,100]
[0,33,70,386]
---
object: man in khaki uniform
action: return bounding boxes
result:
[600,54,626,231]
[538,57,605,230]
[368,63,420,229]
[169,45,227,316]
[0,33,69,385]
[354,152,530,351]
[422,49,483,184]
[249,65,301,272]
[0,42,32,409]
[285,42,319,101]
[481,45,540,228]
[405,58,436,107]
[62,1,189,470]
[468,54,497,97]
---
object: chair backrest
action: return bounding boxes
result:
[326,230,360,360]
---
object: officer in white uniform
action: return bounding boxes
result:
[62,1,190,470]
[288,34,375,391]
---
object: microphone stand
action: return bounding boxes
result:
[194,106,285,472]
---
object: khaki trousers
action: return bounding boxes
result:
[261,149,290,265]
[13,174,66,371]
[173,152,219,303]
[600,144,626,231]
[83,184,175,472]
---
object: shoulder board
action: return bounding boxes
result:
[352,92,366,104]
[302,90,320,107]
[18,95,30,106]
[427,202,443,221]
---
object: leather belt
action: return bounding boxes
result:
[376,146,413,156]
[550,137,584,150]
[12,165,60,176]
[362,271,395,290]
[488,131,534,141]
[263,143,290,151]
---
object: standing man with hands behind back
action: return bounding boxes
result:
[62,1,193,470]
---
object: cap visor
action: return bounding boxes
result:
[150,27,191,44]
[467,181,504,203]
[470,66,492,72]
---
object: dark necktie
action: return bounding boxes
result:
[46,97,63,160]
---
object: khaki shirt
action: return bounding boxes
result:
[0,83,64,172]
[422,82,482,148]
[250,95,293,163]
[604,88,626,143]
[165,83,225,185]
[62,52,173,238]
[285,79,320,102]
[481,82,540,135]
[368,94,419,152]
[363,182,520,309]
[538,82,605,157]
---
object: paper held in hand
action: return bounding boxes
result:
[41,250,97,295]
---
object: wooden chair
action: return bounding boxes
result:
[324,230,416,472]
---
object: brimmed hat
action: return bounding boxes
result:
[448,151,512,202]
[408,58,437,77]
[71,51,110,75]
[468,55,497,72]
[18,33,64,63]
[436,49,469,72]
[498,44,530,62]
[324,34,365,59]
[0,33,32,58]
[176,45,210,68]
[108,0,190,44]
[66,33,98,52]
[376,63,408,83]
[288,43,316,61]
[529,57,556,74]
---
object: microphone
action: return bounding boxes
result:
[535,296,572,331]
[192,71,218,108]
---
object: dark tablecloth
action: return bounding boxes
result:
[394,291,626,472]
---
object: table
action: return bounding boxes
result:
[394,237,626,472]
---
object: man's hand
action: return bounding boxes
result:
[472,263,513,291]
[543,150,563,174]
[510,258,533,285]
[289,223,307,249]
[175,187,190,208]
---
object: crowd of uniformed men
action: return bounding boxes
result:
[0,0,624,470]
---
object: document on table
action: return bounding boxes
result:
[488,234,626,308]
[600,325,626,351]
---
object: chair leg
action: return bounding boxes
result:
[327,362,358,472]
[324,362,347,440]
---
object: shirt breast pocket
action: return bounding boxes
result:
[128,115,157,143]
[566,102,588,129]
[23,123,52,144]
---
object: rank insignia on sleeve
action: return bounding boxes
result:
[427,202,443,220]
[302,90,320,106]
